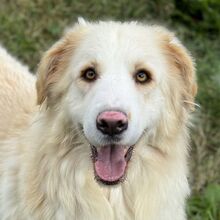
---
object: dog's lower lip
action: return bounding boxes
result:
[125,145,134,162]
[91,145,98,161]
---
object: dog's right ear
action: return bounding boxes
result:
[36,24,86,106]
[36,39,71,105]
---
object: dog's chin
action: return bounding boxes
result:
[91,144,134,186]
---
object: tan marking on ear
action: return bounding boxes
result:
[36,26,87,106]
[159,30,197,111]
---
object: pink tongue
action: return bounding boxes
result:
[95,145,127,182]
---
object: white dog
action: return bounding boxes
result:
[0,20,197,220]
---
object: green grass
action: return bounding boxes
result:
[0,0,219,219]
[187,184,220,220]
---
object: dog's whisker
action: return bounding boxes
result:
[183,100,201,108]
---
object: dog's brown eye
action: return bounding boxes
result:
[82,68,97,82]
[135,70,151,83]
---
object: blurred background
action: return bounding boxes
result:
[0,0,219,219]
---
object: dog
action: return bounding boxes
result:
[0,20,197,220]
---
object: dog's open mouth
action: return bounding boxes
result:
[91,145,134,185]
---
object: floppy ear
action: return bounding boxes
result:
[36,25,85,106]
[164,36,197,111]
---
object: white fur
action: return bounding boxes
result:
[0,21,197,220]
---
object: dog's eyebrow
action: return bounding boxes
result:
[81,61,98,70]
[134,62,153,72]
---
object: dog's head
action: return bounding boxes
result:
[36,20,197,185]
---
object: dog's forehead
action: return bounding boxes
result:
[74,23,163,63]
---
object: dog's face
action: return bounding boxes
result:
[36,21,197,185]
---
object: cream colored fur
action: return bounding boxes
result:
[0,21,197,220]
[0,46,37,139]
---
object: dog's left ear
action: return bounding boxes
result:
[164,35,197,111]
[36,24,86,106]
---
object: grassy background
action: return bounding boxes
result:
[0,0,219,219]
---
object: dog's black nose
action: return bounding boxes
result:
[96,111,128,136]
